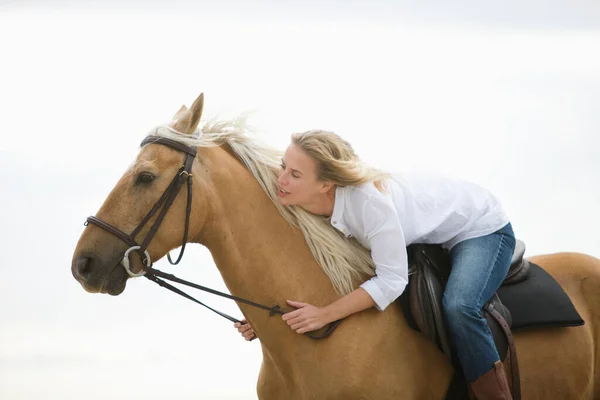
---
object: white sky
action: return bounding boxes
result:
[1,1,599,399]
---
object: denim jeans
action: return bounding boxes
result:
[442,222,516,382]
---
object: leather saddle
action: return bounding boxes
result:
[406,240,530,399]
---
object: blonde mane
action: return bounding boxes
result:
[150,118,375,295]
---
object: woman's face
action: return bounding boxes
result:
[277,144,329,207]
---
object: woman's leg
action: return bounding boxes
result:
[442,223,516,382]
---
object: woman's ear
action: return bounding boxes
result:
[319,180,335,193]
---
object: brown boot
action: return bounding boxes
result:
[470,361,512,400]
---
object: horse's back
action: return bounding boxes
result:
[517,252,600,399]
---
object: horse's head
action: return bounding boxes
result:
[71,93,211,295]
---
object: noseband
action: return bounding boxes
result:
[84,134,342,340]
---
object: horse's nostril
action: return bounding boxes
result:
[74,256,93,281]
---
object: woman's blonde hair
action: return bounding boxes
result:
[291,130,390,192]
[154,122,387,295]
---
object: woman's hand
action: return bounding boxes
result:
[282,300,331,334]
[233,319,257,341]
[282,289,376,335]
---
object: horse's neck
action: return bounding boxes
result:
[189,148,450,394]
[197,147,340,345]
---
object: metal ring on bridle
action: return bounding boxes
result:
[121,246,150,277]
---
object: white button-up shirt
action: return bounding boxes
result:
[330,172,510,311]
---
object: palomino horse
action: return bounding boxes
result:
[72,93,600,399]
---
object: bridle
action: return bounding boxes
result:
[85,134,342,340]
[87,135,196,276]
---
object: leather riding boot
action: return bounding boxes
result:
[470,361,512,400]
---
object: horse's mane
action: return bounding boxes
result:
[150,117,375,295]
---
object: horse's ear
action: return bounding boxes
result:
[189,92,204,127]
[171,93,204,134]
[171,105,188,121]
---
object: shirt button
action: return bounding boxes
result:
[333,220,338,224]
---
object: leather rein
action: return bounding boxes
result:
[85,135,342,340]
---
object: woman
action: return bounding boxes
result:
[235,129,516,399]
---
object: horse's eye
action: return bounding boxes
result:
[137,172,155,184]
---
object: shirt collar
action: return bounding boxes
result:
[330,186,350,236]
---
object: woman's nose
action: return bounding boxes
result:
[277,172,287,186]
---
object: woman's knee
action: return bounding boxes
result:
[442,293,479,323]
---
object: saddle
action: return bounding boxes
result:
[406,240,530,400]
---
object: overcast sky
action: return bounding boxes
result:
[1,1,599,399]
[4,0,600,29]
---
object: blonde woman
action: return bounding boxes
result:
[235,130,516,399]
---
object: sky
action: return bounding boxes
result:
[0,1,599,399]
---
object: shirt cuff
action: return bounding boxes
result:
[360,279,389,311]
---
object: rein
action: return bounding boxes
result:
[144,266,343,340]
[85,134,342,340]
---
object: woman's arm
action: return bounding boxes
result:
[283,190,409,334]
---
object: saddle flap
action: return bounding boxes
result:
[408,244,454,360]
[406,244,513,370]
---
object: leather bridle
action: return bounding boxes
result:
[86,135,196,275]
[84,134,342,340]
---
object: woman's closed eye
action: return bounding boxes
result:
[281,163,300,179]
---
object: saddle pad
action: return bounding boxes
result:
[497,262,584,330]
[398,262,584,333]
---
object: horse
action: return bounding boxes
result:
[71,92,600,399]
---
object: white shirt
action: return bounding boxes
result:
[330,172,510,311]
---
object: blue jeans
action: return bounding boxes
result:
[442,222,516,382]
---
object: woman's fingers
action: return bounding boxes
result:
[239,325,252,334]
[242,325,256,340]
[287,300,309,308]
[288,315,304,328]
[233,319,248,329]
[282,308,303,321]
[233,319,256,340]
